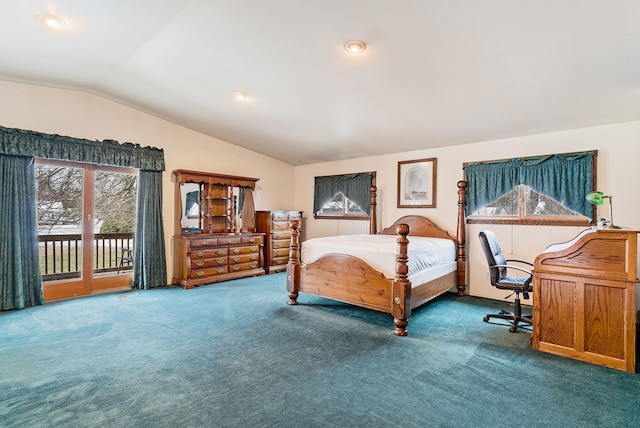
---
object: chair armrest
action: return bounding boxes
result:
[505,259,534,267]
[491,264,532,275]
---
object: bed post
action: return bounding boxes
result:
[369,185,377,234]
[286,220,301,305]
[391,223,411,336]
[456,180,467,296]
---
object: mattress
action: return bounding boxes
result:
[301,234,456,279]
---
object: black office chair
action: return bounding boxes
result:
[478,230,533,333]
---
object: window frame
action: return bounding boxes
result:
[464,151,597,226]
[313,171,376,220]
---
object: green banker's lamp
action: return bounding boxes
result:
[586,191,621,229]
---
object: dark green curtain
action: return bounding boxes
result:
[463,159,521,216]
[0,154,44,310]
[464,151,595,219]
[521,153,594,219]
[0,124,167,299]
[313,172,374,215]
[133,170,167,289]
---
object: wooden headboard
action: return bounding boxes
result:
[379,215,453,240]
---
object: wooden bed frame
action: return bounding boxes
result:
[286,181,467,336]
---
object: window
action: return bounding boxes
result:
[464,151,596,226]
[313,172,375,219]
[316,192,368,217]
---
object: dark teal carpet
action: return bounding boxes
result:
[1,273,639,427]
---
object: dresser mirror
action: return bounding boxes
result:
[173,169,259,236]
[179,182,203,234]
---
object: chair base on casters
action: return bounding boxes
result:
[483,296,532,333]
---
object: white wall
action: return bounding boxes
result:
[0,81,296,283]
[293,121,640,301]
[2,80,638,302]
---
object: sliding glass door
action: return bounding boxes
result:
[36,159,137,300]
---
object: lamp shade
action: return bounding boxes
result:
[586,191,606,205]
[586,191,620,229]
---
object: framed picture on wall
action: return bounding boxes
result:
[397,158,437,208]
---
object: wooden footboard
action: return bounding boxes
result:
[287,222,413,335]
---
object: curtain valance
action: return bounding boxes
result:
[0,125,165,171]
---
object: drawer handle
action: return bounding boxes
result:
[217,268,225,274]
[196,251,204,257]
[232,257,240,262]
[250,263,257,268]
[196,271,204,277]
[202,241,210,245]
[216,250,225,255]
[217,260,225,265]
[231,249,240,254]
[196,261,205,267]
[232,266,240,271]
[250,255,257,260]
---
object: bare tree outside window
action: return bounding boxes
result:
[470,185,586,223]
[95,171,137,233]
[316,192,367,216]
[36,165,83,234]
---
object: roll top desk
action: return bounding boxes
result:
[531,228,638,372]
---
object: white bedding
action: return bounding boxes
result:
[301,234,456,279]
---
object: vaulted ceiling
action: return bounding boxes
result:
[2,1,640,165]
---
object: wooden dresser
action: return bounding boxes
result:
[531,228,638,372]
[173,233,264,289]
[172,170,265,288]
[255,210,303,274]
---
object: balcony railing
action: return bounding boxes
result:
[39,233,134,281]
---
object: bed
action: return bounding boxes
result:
[286,181,467,336]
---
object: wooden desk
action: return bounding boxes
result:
[531,229,638,372]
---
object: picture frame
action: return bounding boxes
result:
[397,158,437,208]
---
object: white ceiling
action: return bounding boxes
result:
[2,1,640,165]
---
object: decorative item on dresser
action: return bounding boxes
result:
[255,211,303,274]
[171,169,265,289]
[531,228,638,372]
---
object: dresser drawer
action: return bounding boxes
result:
[217,236,242,246]
[272,230,291,240]
[228,261,260,272]
[190,266,227,279]
[288,211,302,220]
[241,235,263,245]
[272,240,290,249]
[229,253,260,265]
[189,238,218,248]
[272,221,291,231]
[191,248,228,258]
[229,245,259,255]
[273,248,290,258]
[271,211,289,221]
[190,257,227,269]
[272,256,290,266]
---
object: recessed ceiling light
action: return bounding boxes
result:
[37,13,65,28]
[232,91,247,100]
[344,40,366,54]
